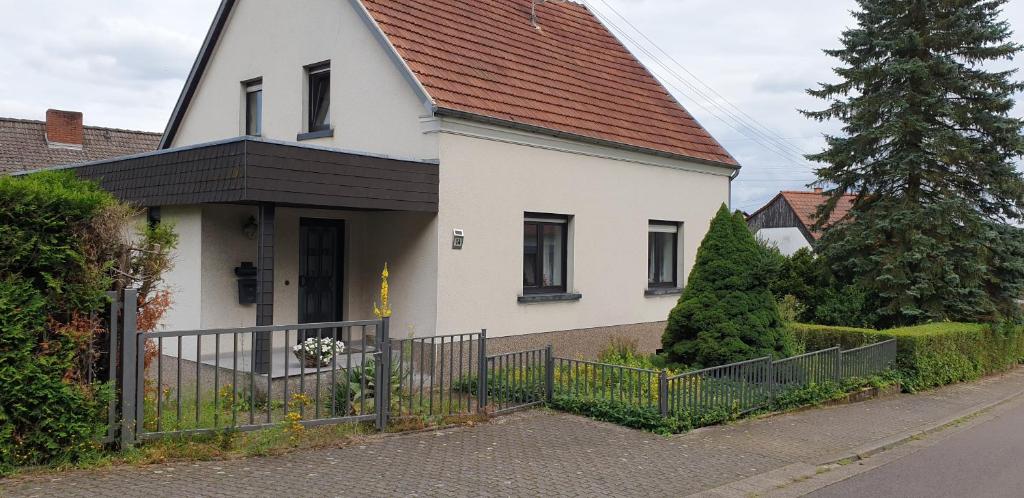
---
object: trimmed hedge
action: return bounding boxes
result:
[790,322,1024,392]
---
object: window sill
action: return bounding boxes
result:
[297,129,334,141]
[517,292,582,304]
[645,287,683,297]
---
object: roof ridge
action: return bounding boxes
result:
[0,116,160,136]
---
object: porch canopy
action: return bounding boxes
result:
[61,136,438,374]
[66,136,439,212]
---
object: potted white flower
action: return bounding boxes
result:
[292,337,345,368]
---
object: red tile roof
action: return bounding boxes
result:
[777,190,855,239]
[360,0,737,166]
[0,117,160,174]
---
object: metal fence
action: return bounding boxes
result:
[842,340,899,378]
[665,356,773,416]
[552,339,897,421]
[105,289,506,445]
[389,332,485,419]
[772,347,841,389]
[484,346,551,414]
[132,318,386,442]
[100,288,898,446]
[552,357,660,410]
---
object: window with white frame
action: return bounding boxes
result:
[648,221,679,288]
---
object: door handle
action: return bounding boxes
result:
[298,276,307,287]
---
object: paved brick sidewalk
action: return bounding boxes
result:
[4,368,1024,497]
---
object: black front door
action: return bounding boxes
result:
[298,219,344,328]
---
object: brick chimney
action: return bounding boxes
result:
[45,109,84,148]
[813,187,823,194]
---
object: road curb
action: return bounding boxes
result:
[817,376,1024,466]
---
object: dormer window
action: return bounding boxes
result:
[307,63,330,132]
[244,79,262,136]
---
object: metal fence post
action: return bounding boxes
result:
[834,346,843,382]
[105,291,120,444]
[477,329,488,412]
[375,317,391,431]
[119,288,138,448]
[544,344,554,403]
[658,370,669,417]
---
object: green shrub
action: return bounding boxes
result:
[789,322,1024,392]
[776,295,807,323]
[549,396,686,435]
[598,336,662,370]
[451,366,546,404]
[0,277,111,473]
[768,373,899,412]
[0,172,124,474]
[662,205,795,368]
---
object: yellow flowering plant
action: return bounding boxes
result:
[373,263,392,318]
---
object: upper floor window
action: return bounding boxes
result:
[307,63,331,132]
[648,221,679,288]
[523,214,569,294]
[244,79,262,136]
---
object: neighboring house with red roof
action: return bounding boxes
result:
[0,109,159,175]
[747,188,855,255]
[59,0,739,367]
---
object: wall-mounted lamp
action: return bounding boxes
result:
[242,216,258,240]
[452,228,465,249]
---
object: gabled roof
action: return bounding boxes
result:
[162,0,737,168]
[0,117,160,175]
[748,190,855,240]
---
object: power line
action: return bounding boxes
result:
[583,0,816,166]
[581,2,811,167]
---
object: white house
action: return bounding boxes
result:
[64,0,739,364]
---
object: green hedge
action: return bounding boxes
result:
[0,172,119,474]
[790,322,1024,392]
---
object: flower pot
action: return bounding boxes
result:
[293,350,331,369]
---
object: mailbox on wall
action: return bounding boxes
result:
[234,262,258,304]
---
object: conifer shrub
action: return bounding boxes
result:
[661,205,795,368]
[0,171,135,473]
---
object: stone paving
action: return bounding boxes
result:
[3,368,1024,497]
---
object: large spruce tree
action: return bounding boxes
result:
[805,0,1024,327]
[661,205,793,368]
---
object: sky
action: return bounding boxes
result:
[0,0,1021,212]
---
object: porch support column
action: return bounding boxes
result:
[254,203,275,374]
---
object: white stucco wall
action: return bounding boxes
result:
[159,206,204,333]
[433,124,732,338]
[172,206,438,351]
[755,227,812,256]
[170,0,436,160]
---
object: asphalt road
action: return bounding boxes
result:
[808,396,1024,498]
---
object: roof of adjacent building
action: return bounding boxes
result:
[749,190,856,240]
[162,0,737,167]
[0,117,160,174]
